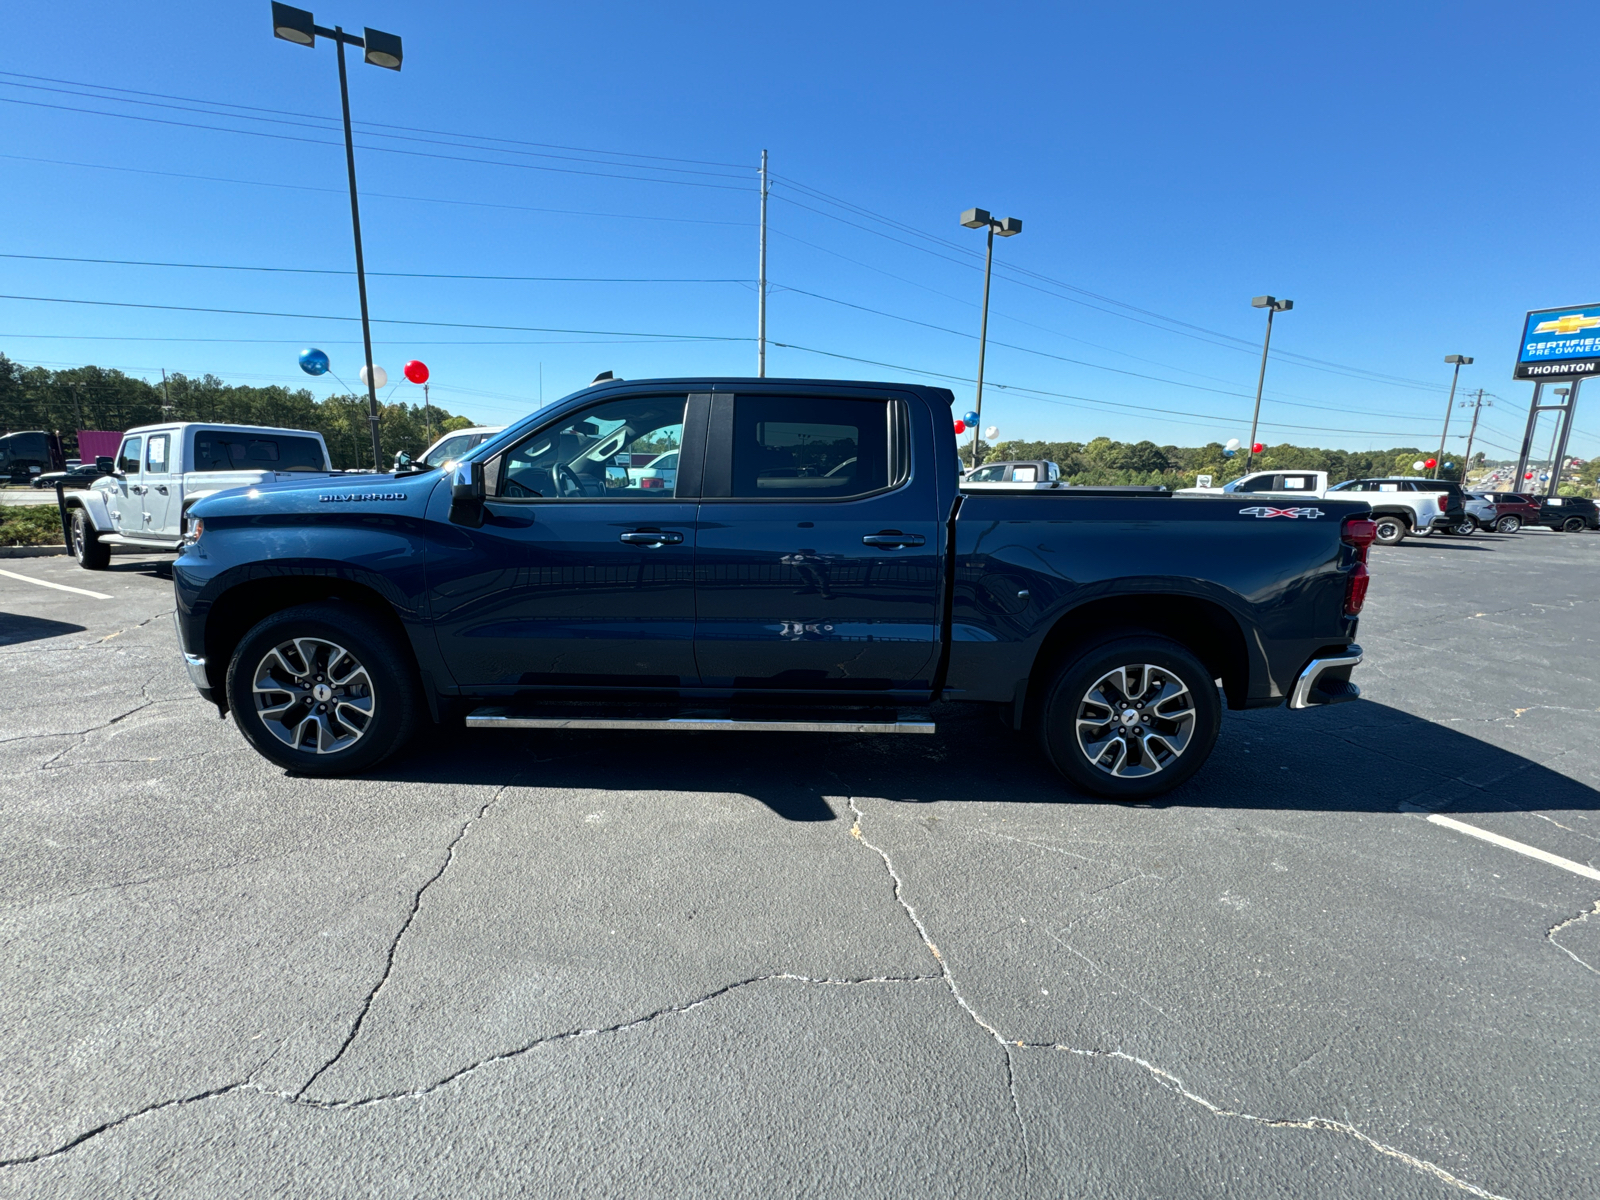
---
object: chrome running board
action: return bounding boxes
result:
[466,706,936,735]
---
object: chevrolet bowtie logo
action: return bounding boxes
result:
[1533,313,1600,335]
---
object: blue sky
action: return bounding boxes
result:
[0,1,1592,463]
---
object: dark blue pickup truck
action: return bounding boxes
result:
[173,378,1373,799]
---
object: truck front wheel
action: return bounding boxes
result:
[225,602,420,776]
[1036,634,1221,800]
[71,508,110,570]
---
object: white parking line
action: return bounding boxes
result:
[1427,813,1600,882]
[0,568,112,600]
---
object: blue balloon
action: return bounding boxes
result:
[1444,462,1455,470]
[1223,447,1236,457]
[298,348,330,376]
[963,411,980,427]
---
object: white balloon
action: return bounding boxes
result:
[1412,460,1425,470]
[360,364,388,389]
[984,426,999,440]
[1225,438,1241,451]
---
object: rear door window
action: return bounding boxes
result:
[729,395,892,499]
[1279,473,1317,491]
[145,433,170,475]
[1011,465,1038,482]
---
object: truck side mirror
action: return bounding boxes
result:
[95,457,115,473]
[449,460,486,528]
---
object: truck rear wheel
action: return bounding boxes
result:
[225,602,420,776]
[1495,515,1521,533]
[1562,516,1585,533]
[71,508,110,570]
[1036,634,1221,800]
[1372,516,1407,546]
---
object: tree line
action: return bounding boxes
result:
[982,436,1480,487]
[0,354,482,470]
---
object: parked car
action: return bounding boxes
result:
[1530,494,1600,532]
[962,460,1062,489]
[63,423,339,569]
[1479,492,1542,533]
[0,429,64,485]
[628,450,679,492]
[174,377,1374,800]
[420,426,505,469]
[1323,477,1456,545]
[32,460,114,489]
[1176,469,1330,498]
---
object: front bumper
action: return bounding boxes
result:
[1289,645,1363,709]
[173,610,212,696]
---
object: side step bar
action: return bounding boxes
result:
[466,706,936,735]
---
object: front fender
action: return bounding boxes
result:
[62,487,113,532]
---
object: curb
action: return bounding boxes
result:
[0,545,68,557]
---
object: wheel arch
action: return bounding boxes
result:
[1022,592,1253,724]
[201,570,424,717]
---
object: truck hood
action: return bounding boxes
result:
[188,469,446,518]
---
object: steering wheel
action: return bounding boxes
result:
[554,464,584,498]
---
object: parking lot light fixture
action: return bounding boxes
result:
[1435,355,1473,479]
[960,207,1023,468]
[268,4,403,471]
[1244,296,1293,472]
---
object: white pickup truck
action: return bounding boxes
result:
[63,422,338,569]
[1177,469,1450,544]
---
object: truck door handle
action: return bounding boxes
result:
[154,484,169,494]
[619,529,684,546]
[862,531,925,548]
[131,484,147,495]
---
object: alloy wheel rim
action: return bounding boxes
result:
[1075,663,1196,778]
[251,637,375,754]
[72,514,84,556]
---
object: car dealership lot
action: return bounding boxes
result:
[1,532,1597,1199]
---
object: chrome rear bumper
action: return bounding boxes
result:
[1289,645,1363,709]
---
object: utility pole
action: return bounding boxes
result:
[1459,389,1490,487]
[1434,355,1472,477]
[757,149,768,378]
[422,381,431,443]
[160,368,174,418]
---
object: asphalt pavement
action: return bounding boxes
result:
[0,527,1596,1199]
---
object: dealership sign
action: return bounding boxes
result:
[1515,304,1600,379]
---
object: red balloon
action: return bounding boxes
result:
[1525,471,1534,479]
[953,420,966,434]
[403,360,430,384]
[1424,458,1437,469]
[1252,442,1264,454]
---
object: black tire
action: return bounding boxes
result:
[1372,515,1408,546]
[1562,516,1585,533]
[1495,515,1521,534]
[1036,634,1222,800]
[71,507,110,570]
[1448,519,1476,537]
[225,602,420,776]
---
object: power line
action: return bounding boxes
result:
[0,77,754,183]
[0,252,746,284]
[0,69,754,170]
[0,293,752,342]
[0,153,753,227]
[0,95,754,192]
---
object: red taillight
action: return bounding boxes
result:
[1341,518,1376,554]
[1344,561,1370,615]
[1341,517,1374,616]
[640,477,663,488]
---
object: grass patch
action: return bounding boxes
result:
[0,504,66,545]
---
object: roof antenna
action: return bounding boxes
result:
[590,371,617,385]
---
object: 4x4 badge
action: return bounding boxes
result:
[1238,506,1324,519]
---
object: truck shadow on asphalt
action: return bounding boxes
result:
[0,612,87,646]
[360,699,1600,823]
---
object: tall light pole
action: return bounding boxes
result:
[960,208,1022,469]
[1434,354,1473,478]
[1245,296,1293,472]
[271,3,402,472]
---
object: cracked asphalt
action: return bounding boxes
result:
[1,527,1597,1199]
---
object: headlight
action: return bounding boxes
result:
[184,517,203,545]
